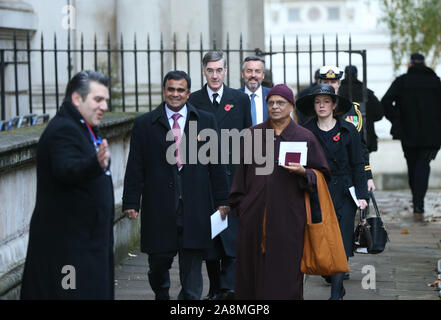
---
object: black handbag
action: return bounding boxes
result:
[366,190,389,254]
[353,210,373,254]
[353,190,389,254]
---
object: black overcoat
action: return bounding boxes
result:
[303,117,368,257]
[20,102,115,300]
[343,104,373,179]
[381,64,441,148]
[122,102,229,254]
[339,78,384,152]
[188,84,251,257]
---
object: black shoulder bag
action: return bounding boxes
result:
[353,190,389,254]
[366,190,389,253]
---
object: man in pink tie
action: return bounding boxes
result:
[123,71,230,300]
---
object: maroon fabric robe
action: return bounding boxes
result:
[229,119,330,300]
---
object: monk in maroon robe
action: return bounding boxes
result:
[228,84,330,299]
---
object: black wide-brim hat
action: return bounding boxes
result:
[296,83,352,117]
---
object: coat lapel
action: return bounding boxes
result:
[151,103,173,151]
[262,86,269,122]
[216,84,234,125]
[199,85,217,114]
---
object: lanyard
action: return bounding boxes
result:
[83,119,111,176]
[85,121,102,151]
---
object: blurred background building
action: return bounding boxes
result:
[1,0,441,136]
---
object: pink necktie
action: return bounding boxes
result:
[172,113,183,169]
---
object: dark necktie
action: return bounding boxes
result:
[171,113,183,169]
[212,93,219,108]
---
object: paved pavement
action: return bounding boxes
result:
[115,189,441,300]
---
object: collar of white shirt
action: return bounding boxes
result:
[207,84,224,104]
[165,104,188,123]
[244,85,263,99]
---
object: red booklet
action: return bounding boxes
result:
[285,152,301,165]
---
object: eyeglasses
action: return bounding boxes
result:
[267,100,288,107]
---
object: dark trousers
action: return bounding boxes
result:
[330,272,346,299]
[402,146,439,209]
[148,196,204,300]
[206,257,235,294]
[148,228,204,300]
[206,237,235,295]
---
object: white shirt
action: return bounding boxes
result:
[165,104,187,135]
[207,84,224,105]
[244,85,264,125]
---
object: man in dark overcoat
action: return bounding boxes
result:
[382,53,441,220]
[188,51,251,300]
[20,71,114,300]
[123,71,230,300]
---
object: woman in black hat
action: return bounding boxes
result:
[297,83,369,300]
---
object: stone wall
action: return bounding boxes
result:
[0,112,139,299]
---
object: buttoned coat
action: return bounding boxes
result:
[188,84,251,257]
[20,102,115,300]
[303,117,368,256]
[122,102,229,254]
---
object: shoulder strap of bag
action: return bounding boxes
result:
[304,191,312,224]
[311,169,336,222]
[369,190,381,218]
[359,208,367,222]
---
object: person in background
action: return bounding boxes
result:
[382,53,441,221]
[338,65,384,153]
[297,83,368,300]
[21,71,114,300]
[239,55,270,125]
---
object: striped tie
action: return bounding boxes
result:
[172,113,183,169]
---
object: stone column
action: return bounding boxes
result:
[0,0,37,120]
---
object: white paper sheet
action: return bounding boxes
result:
[211,210,228,239]
[278,141,308,166]
[355,247,368,254]
[349,186,360,207]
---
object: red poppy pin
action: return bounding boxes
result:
[224,104,234,111]
[333,132,341,142]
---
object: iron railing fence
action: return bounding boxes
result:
[0,32,367,129]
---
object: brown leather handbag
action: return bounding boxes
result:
[300,169,350,275]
